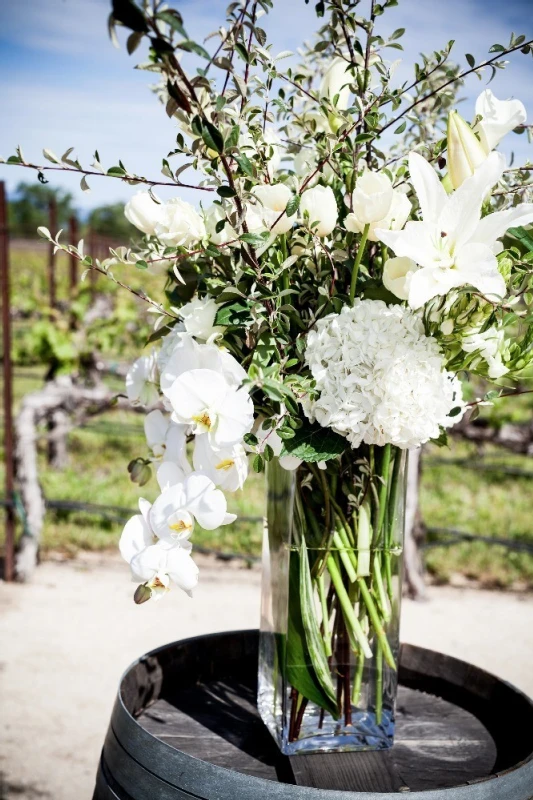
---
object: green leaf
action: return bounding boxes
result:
[201,121,225,154]
[240,232,269,247]
[176,40,211,59]
[156,9,187,38]
[465,53,475,68]
[285,194,301,218]
[252,454,264,473]
[214,300,251,326]
[393,121,406,134]
[217,185,237,198]
[127,31,144,54]
[281,421,346,463]
[508,226,533,253]
[107,166,127,177]
[286,549,339,717]
[112,0,149,33]
[234,154,254,176]
[390,27,405,39]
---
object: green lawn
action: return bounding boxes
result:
[2,246,533,587]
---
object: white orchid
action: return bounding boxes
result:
[119,498,198,598]
[150,471,236,542]
[346,187,411,241]
[125,351,159,406]
[159,333,247,397]
[300,185,338,237]
[178,296,224,341]
[124,191,163,235]
[475,89,527,154]
[154,198,206,247]
[376,151,533,309]
[193,435,249,491]
[144,409,191,474]
[166,368,254,448]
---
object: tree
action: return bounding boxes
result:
[8,182,75,238]
[87,202,137,240]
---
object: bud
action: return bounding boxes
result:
[134,583,152,604]
[447,111,487,190]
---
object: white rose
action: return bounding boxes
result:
[178,296,223,341]
[474,89,527,154]
[300,185,338,237]
[350,170,394,225]
[346,189,411,242]
[382,257,417,301]
[154,198,206,247]
[125,191,164,236]
[251,183,294,235]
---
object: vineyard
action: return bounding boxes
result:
[2,188,533,589]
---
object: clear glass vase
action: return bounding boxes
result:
[258,447,406,756]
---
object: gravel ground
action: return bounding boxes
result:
[1,553,532,800]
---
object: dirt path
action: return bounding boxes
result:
[1,554,532,800]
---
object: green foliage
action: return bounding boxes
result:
[281,421,346,462]
[8,182,75,238]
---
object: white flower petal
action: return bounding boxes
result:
[408,152,448,225]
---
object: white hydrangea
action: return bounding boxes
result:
[304,299,464,450]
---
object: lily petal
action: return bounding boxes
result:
[408,152,448,224]
[471,203,533,252]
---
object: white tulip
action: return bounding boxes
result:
[166,368,254,448]
[350,170,394,225]
[320,57,352,111]
[475,89,527,154]
[376,151,533,309]
[193,435,249,491]
[154,198,206,247]
[124,191,164,236]
[204,203,237,246]
[125,351,159,406]
[300,185,338,237]
[382,257,417,301]
[251,183,294,235]
[345,189,411,242]
[178,296,223,341]
[150,472,236,540]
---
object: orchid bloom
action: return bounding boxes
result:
[160,333,247,397]
[144,410,191,476]
[193,435,249,491]
[166,368,254,448]
[150,471,236,543]
[119,498,199,598]
[376,151,533,310]
[125,351,159,406]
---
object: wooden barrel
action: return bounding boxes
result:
[93,629,533,799]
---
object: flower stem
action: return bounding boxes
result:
[349,223,370,304]
[375,642,383,724]
[375,443,391,546]
[317,573,333,657]
[327,554,372,659]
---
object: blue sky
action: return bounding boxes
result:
[0,0,531,212]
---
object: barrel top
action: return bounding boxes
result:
[99,630,533,800]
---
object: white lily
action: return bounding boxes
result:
[447,111,487,190]
[178,296,224,342]
[150,471,236,542]
[119,498,198,598]
[125,351,159,406]
[144,409,191,473]
[193,435,249,491]
[166,368,254,448]
[376,151,533,309]
[475,89,527,154]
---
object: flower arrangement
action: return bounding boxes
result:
[9,0,533,755]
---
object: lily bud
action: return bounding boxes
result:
[134,583,152,604]
[447,111,487,190]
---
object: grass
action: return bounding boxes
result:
[2,245,533,587]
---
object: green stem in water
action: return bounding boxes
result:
[327,554,372,659]
[349,222,370,303]
[375,444,392,546]
[352,646,366,706]
[358,577,396,670]
[332,529,357,583]
[375,642,383,724]
[373,552,391,623]
[317,573,333,657]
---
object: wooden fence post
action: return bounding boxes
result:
[48,197,57,309]
[0,181,15,581]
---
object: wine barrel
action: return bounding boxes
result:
[93,629,533,799]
